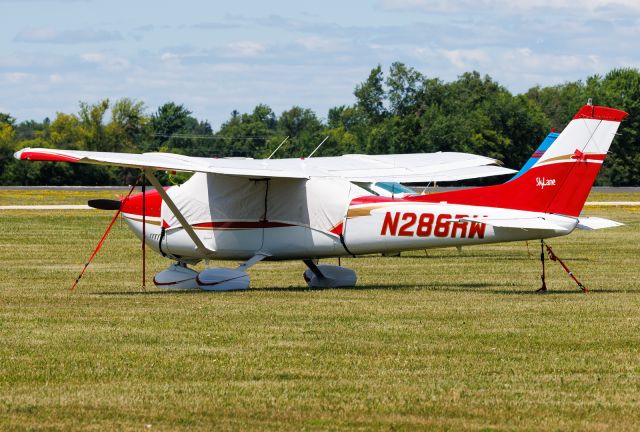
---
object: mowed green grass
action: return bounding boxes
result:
[0,189,130,206]
[1,202,640,430]
[587,190,640,202]
[1,188,638,206]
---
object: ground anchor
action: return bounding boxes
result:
[537,239,588,293]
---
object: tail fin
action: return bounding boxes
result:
[509,130,559,181]
[411,105,628,217]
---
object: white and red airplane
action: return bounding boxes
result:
[14,103,627,290]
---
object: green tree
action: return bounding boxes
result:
[79,99,110,151]
[3,65,640,186]
[49,112,87,150]
[354,65,387,123]
[589,69,640,185]
[277,106,323,157]
[0,113,15,126]
[147,102,217,157]
[215,104,277,158]
[149,102,193,152]
[108,98,148,153]
[0,116,16,183]
[525,82,586,129]
[386,62,424,116]
[526,68,640,185]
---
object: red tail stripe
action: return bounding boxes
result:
[570,152,606,162]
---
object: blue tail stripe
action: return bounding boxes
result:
[509,132,559,181]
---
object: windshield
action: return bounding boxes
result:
[375,182,415,195]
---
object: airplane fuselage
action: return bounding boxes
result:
[122,185,576,263]
[13,104,628,290]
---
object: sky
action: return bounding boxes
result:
[1,0,639,128]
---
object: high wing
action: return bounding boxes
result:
[14,148,515,182]
[306,153,514,182]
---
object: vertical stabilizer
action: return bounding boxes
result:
[411,105,628,217]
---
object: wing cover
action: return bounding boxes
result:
[15,148,514,182]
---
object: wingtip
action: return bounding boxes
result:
[12,148,81,163]
[13,148,27,160]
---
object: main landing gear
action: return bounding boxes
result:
[153,255,358,291]
[303,259,357,288]
[153,254,268,291]
[153,263,200,289]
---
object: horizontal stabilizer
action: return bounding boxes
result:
[459,216,567,231]
[576,217,624,230]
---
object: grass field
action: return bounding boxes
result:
[0,189,130,206]
[1,195,639,430]
[1,188,638,206]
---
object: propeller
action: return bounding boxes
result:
[88,199,121,210]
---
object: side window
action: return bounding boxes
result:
[375,182,415,195]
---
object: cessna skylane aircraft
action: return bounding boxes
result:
[14,103,627,290]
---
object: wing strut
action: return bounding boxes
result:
[144,169,216,257]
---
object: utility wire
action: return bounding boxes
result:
[152,133,280,140]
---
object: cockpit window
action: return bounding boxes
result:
[375,182,415,194]
[353,182,380,195]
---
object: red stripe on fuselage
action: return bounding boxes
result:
[351,195,396,206]
[330,222,344,236]
[192,221,294,229]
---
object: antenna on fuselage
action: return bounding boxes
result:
[307,136,329,158]
[267,136,289,159]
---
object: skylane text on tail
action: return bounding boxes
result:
[15,103,628,290]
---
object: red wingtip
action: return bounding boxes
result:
[16,149,80,163]
[573,105,629,122]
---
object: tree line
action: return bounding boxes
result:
[1,64,639,186]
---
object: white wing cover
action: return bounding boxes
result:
[14,148,515,183]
